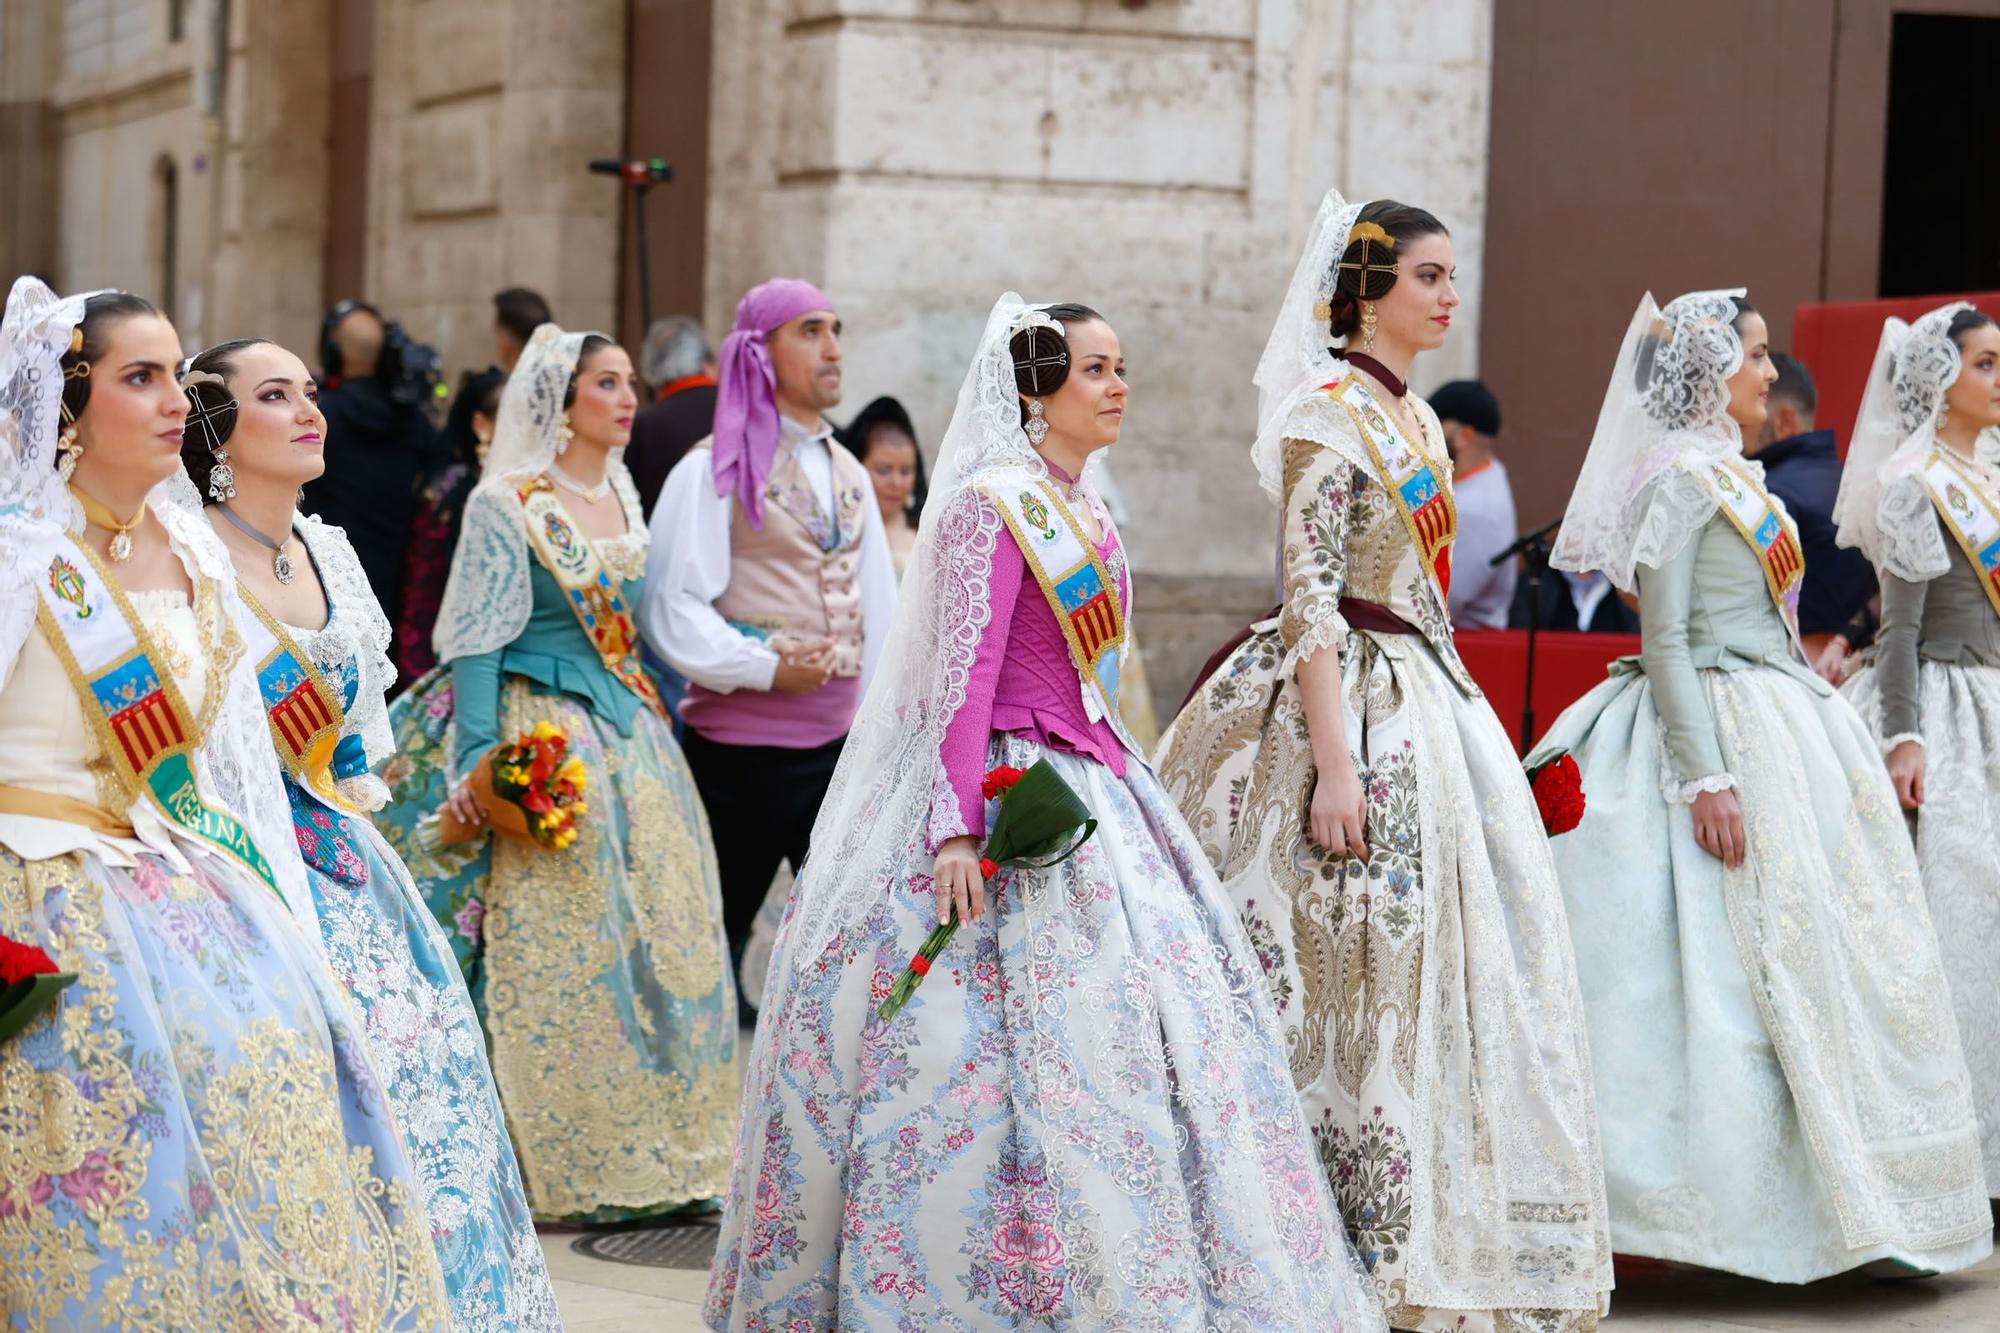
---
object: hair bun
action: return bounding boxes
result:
[182,376,240,455]
[1010,322,1071,397]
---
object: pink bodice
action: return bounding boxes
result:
[931,504,1129,849]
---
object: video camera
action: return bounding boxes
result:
[321,300,449,413]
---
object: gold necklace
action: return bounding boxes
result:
[70,485,146,562]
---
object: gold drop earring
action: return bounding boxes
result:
[557,415,575,454]
[56,422,83,481]
[1360,303,1379,355]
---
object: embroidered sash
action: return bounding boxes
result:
[517,477,666,718]
[982,471,1129,733]
[1921,451,2000,617]
[1329,378,1456,605]
[1705,456,1805,645]
[234,582,359,816]
[33,536,283,899]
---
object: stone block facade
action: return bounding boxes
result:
[709,0,1494,702]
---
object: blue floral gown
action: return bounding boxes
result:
[378,480,737,1223]
[269,518,562,1330]
[0,520,451,1330]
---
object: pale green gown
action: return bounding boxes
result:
[1531,513,1992,1282]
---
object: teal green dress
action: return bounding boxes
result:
[1530,511,1991,1281]
[381,556,738,1224]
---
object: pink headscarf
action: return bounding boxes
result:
[711,277,836,529]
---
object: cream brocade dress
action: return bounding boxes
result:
[1157,385,1611,1332]
[0,577,449,1330]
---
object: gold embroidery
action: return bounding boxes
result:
[481,680,737,1218]
[0,850,451,1331]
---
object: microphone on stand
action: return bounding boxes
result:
[1497,516,1563,753]
[588,158,674,333]
[589,158,673,185]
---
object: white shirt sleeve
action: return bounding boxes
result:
[641,449,780,692]
[853,474,899,693]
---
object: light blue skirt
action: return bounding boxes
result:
[0,841,452,1329]
[291,778,562,1330]
[1533,660,1991,1282]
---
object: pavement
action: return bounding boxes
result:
[540,1230,2000,1331]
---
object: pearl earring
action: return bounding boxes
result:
[1024,399,1049,447]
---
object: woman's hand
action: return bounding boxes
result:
[1887,739,1925,811]
[1308,760,1370,861]
[1691,787,1745,868]
[443,777,488,829]
[933,835,987,927]
[1813,635,1851,685]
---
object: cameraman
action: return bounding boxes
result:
[303,300,444,628]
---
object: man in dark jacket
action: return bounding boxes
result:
[1750,353,1877,663]
[303,301,442,627]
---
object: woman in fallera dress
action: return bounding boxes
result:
[704,294,1385,1333]
[1530,288,1992,1281]
[379,323,736,1224]
[1833,302,2000,1192]
[1155,189,1611,1333]
[0,279,450,1329]
[173,336,561,1328]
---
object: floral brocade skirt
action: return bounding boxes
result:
[1157,623,1611,1331]
[0,840,450,1331]
[380,669,737,1223]
[705,736,1384,1333]
[1533,659,1991,1282]
[1843,658,2000,1189]
[289,782,560,1329]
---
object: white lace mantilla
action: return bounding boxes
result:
[288,517,398,810]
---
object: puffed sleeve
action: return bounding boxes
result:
[1637,526,1733,801]
[1276,437,1354,675]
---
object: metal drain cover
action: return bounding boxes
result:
[571,1221,720,1270]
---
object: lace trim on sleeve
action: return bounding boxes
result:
[1880,731,1925,754]
[1663,771,1737,804]
[1287,613,1350,672]
[926,757,972,852]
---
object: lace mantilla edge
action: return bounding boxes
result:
[1874,471,1955,585]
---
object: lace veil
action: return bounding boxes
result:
[0,277,315,926]
[1831,303,1970,582]
[770,292,1082,979]
[1550,289,1752,591]
[1248,188,1368,503]
[432,322,600,664]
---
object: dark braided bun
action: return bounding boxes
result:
[178,337,273,501]
[1325,200,1448,342]
[1010,302,1104,399]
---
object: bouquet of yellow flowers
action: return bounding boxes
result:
[439,721,590,851]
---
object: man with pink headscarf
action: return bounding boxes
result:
[641,278,897,991]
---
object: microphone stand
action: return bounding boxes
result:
[1493,517,1562,753]
[589,158,674,334]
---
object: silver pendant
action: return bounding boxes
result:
[274,549,295,584]
[109,530,133,562]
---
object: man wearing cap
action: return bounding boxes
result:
[1432,379,1517,630]
[641,279,897,980]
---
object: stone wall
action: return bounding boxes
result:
[707,0,1493,706]
[0,0,64,285]
[362,0,629,376]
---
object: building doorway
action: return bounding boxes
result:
[1879,13,2000,297]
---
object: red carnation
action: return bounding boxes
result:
[981,765,1028,800]
[0,936,60,987]
[979,857,999,879]
[1530,753,1587,836]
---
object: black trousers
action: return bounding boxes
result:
[681,727,845,971]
